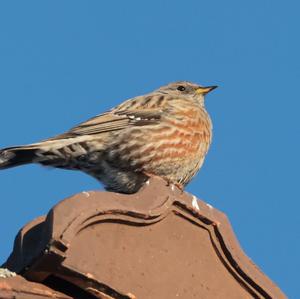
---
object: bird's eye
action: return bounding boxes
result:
[177,85,186,91]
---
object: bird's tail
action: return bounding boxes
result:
[0,145,38,170]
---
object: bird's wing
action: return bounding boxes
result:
[51,107,165,139]
[71,109,163,135]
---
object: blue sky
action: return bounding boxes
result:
[0,1,298,297]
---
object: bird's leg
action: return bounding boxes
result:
[173,182,184,192]
[143,172,163,181]
[142,172,170,187]
[165,180,184,193]
[143,171,184,193]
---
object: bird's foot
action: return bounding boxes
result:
[142,172,184,193]
[159,177,184,193]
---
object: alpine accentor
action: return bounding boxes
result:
[0,81,217,193]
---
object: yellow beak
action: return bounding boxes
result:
[196,85,218,95]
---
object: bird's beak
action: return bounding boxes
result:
[195,86,218,95]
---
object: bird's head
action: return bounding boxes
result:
[157,81,217,106]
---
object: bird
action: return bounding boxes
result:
[0,81,217,193]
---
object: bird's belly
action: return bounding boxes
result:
[97,109,212,191]
[142,146,206,185]
[106,126,210,187]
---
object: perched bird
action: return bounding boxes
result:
[0,81,216,193]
